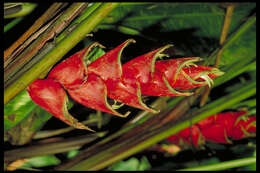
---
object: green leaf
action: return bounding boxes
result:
[67,149,80,159]
[107,156,151,171]
[83,45,106,62]
[217,18,256,67]
[4,90,37,131]
[4,106,52,145]
[100,3,255,58]
[138,156,152,170]
[106,3,255,37]
[107,157,139,171]
[29,106,53,131]
[21,155,60,168]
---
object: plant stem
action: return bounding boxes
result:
[4,3,37,19]
[4,132,107,162]
[178,157,256,171]
[56,3,102,43]
[215,4,235,67]
[32,118,100,139]
[232,99,256,109]
[4,3,120,105]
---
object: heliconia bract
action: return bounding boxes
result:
[167,111,256,148]
[27,39,224,131]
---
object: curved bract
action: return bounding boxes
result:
[27,79,94,131]
[27,39,224,131]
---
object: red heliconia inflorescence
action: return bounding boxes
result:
[167,111,256,148]
[27,39,224,131]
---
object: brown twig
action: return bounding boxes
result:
[4,3,88,89]
[199,4,235,107]
[4,3,65,65]
[33,116,110,140]
[4,12,62,69]
[4,132,107,162]
[215,5,235,67]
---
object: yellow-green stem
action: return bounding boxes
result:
[178,157,256,171]
[4,3,37,18]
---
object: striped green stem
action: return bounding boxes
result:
[56,3,102,43]
[4,3,37,18]
[178,157,256,171]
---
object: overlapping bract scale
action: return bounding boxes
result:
[28,39,224,131]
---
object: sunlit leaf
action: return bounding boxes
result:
[67,149,79,159]
[21,155,60,168]
[107,156,151,171]
[4,90,37,131]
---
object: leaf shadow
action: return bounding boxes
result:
[92,16,219,62]
[139,19,219,58]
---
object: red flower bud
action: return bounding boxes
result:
[167,111,256,148]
